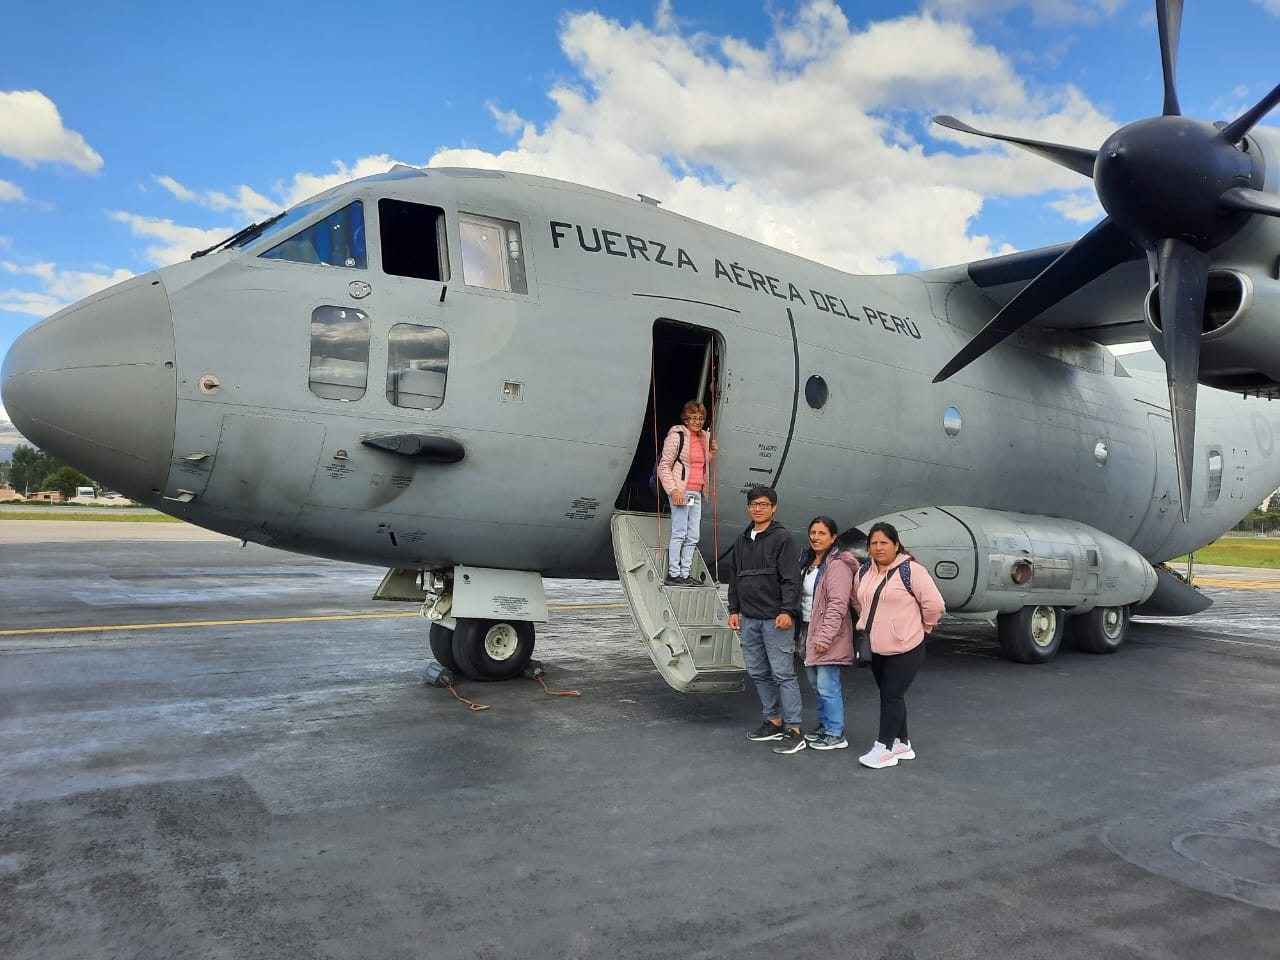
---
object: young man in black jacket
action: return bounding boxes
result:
[726,485,805,754]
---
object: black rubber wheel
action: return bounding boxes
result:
[1071,605,1129,654]
[451,618,535,681]
[428,622,460,672]
[997,605,1064,664]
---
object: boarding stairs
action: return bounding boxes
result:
[610,511,746,693]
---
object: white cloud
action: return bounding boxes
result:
[1,260,134,316]
[0,90,102,172]
[1049,190,1104,224]
[107,212,227,267]
[1255,0,1280,18]
[277,155,402,208]
[0,180,27,203]
[423,6,1118,270]
[154,175,277,221]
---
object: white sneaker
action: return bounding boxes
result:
[891,739,915,761]
[858,742,898,769]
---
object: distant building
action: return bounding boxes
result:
[29,490,62,502]
[0,484,23,501]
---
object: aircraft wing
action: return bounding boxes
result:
[928,242,1153,346]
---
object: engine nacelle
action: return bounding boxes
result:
[1145,268,1280,396]
[863,506,1157,615]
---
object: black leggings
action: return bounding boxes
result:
[870,643,925,746]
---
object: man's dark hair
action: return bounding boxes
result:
[746,485,777,505]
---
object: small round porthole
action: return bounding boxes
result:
[805,375,829,410]
[1010,559,1034,585]
[943,406,962,437]
[1094,440,1109,466]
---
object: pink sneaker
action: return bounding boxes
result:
[892,739,915,761]
[858,742,898,769]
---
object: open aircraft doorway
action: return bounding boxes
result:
[615,320,723,513]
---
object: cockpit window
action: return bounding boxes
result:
[380,199,448,282]
[387,323,449,409]
[459,214,527,294]
[309,305,370,401]
[231,197,327,251]
[261,200,367,268]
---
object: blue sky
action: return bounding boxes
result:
[4,0,1280,442]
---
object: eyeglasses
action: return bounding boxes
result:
[685,416,705,422]
[748,500,773,509]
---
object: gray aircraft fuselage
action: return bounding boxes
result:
[5,165,1280,579]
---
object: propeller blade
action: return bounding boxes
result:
[933,218,1136,383]
[1220,185,1280,217]
[933,115,1098,179]
[1155,237,1209,523]
[1220,81,1280,144]
[1156,0,1184,117]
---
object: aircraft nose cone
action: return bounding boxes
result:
[1,273,176,503]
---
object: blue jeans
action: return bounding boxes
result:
[667,490,702,577]
[805,664,844,737]
[739,616,803,727]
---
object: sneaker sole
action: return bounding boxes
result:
[859,755,898,768]
[773,743,807,755]
[747,732,785,741]
[893,749,916,760]
[810,740,848,751]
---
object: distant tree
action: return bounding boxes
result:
[9,443,71,495]
[0,460,10,486]
[41,466,91,502]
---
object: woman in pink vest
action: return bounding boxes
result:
[656,400,718,586]
[852,521,946,769]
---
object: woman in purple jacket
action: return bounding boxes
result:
[796,517,858,752]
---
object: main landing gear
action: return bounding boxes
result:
[996,604,1131,663]
[429,619,536,681]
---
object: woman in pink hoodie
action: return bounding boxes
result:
[797,517,858,752]
[851,521,946,769]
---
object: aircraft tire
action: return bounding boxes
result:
[451,618,535,681]
[428,622,461,672]
[1070,605,1129,654]
[996,605,1064,664]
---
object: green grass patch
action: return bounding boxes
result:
[0,509,181,523]
[1173,537,1280,569]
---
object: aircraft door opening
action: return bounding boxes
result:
[615,320,722,513]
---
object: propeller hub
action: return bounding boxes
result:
[1095,116,1256,250]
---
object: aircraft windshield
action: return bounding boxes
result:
[231,197,329,251]
[259,201,367,269]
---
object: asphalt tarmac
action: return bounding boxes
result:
[2,522,1279,960]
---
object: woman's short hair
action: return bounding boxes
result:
[680,400,707,421]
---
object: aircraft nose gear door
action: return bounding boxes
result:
[610,511,745,693]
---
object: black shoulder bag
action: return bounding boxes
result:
[854,562,909,668]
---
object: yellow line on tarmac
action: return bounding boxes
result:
[0,602,628,638]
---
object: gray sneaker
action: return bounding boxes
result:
[810,733,848,751]
[803,727,828,743]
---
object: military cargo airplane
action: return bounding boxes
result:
[5,0,1280,690]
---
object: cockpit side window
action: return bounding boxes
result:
[459,214,527,294]
[309,305,370,401]
[379,199,449,282]
[387,323,449,410]
[261,200,366,268]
